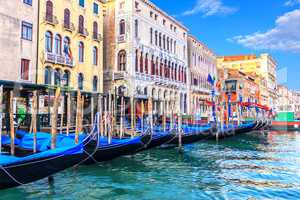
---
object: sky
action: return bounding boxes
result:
[151,0,300,90]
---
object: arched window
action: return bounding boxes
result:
[151,55,155,75]
[46,0,53,22]
[134,19,139,38]
[78,15,84,34]
[118,50,126,71]
[45,31,53,52]
[44,67,52,85]
[145,53,148,74]
[78,42,84,62]
[150,28,153,44]
[93,76,98,92]
[54,34,62,55]
[78,73,84,90]
[119,19,125,35]
[167,37,169,51]
[93,21,98,39]
[63,36,71,57]
[139,52,144,73]
[54,69,61,86]
[62,70,70,86]
[163,35,166,49]
[93,47,98,65]
[159,33,162,47]
[64,9,70,29]
[155,31,158,46]
[135,49,139,72]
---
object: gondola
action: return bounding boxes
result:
[210,121,258,139]
[84,128,152,164]
[166,125,215,145]
[0,125,99,190]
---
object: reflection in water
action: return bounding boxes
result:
[1,131,300,200]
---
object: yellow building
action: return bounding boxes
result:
[217,54,277,109]
[37,0,104,93]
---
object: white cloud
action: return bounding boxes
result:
[231,9,300,53]
[285,0,300,6]
[182,0,237,17]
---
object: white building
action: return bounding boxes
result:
[187,35,217,119]
[104,0,189,114]
[0,0,38,83]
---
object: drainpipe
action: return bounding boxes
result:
[35,0,40,84]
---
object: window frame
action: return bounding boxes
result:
[21,21,33,41]
[20,59,30,80]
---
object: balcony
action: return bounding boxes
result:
[44,14,59,26]
[113,71,129,81]
[63,22,75,32]
[93,33,102,42]
[44,52,74,67]
[78,28,89,37]
[118,34,126,43]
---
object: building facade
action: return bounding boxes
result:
[217,54,277,109]
[37,0,104,93]
[187,35,217,119]
[0,0,38,83]
[103,0,189,115]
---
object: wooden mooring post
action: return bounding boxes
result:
[51,88,61,149]
[9,90,15,155]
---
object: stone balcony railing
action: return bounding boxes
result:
[44,14,59,26]
[63,22,76,32]
[78,28,89,37]
[118,34,126,43]
[93,33,102,42]
[44,52,74,67]
[191,85,211,94]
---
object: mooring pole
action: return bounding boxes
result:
[75,90,81,144]
[32,91,37,153]
[51,88,61,149]
[0,85,3,153]
[9,90,15,155]
[66,93,71,136]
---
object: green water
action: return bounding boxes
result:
[1,131,300,200]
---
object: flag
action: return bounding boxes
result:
[64,43,73,60]
[207,74,215,86]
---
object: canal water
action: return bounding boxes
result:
[1,131,300,200]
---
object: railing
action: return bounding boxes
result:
[93,33,102,42]
[44,14,59,25]
[118,34,126,43]
[78,28,89,37]
[45,52,74,67]
[63,22,75,32]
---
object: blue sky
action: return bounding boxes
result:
[151,0,300,90]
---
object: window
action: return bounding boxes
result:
[62,71,70,86]
[154,14,158,20]
[79,0,85,7]
[45,31,53,52]
[135,50,139,72]
[118,50,126,71]
[93,3,99,14]
[78,73,84,90]
[20,59,30,80]
[46,1,53,22]
[44,67,52,85]
[134,19,138,38]
[54,34,62,54]
[150,28,153,44]
[21,21,32,41]
[135,1,139,9]
[93,22,98,39]
[78,42,84,62]
[93,47,98,65]
[155,31,158,46]
[159,33,162,47]
[93,76,98,92]
[64,9,71,29]
[119,19,125,35]
[163,19,166,25]
[163,35,165,49]
[23,0,32,6]
[150,11,153,18]
[78,15,84,34]
[63,37,71,58]
[54,69,61,86]
[139,52,144,73]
